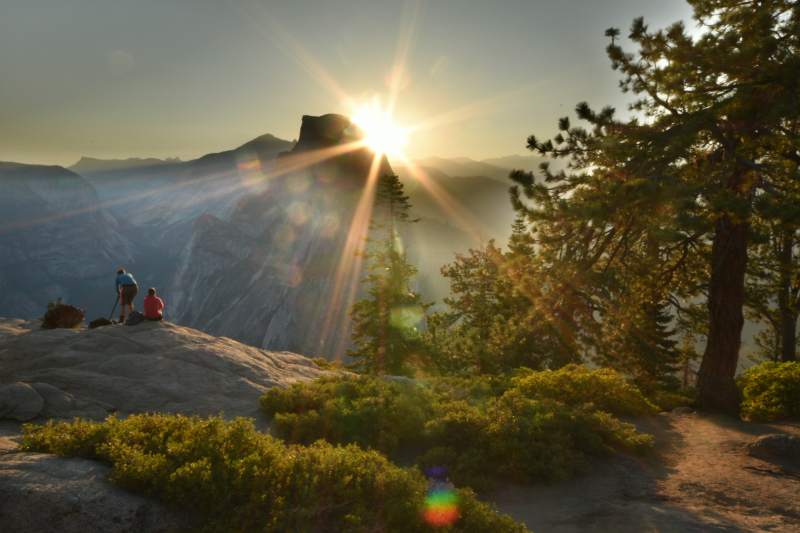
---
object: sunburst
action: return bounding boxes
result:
[350,101,409,158]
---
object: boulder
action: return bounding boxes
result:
[672,406,695,415]
[0,383,44,421]
[0,453,188,533]
[28,382,113,420]
[744,434,800,461]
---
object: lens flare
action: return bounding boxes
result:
[281,263,303,288]
[288,174,312,193]
[390,306,424,330]
[424,484,459,527]
[288,201,311,225]
[275,225,296,248]
[320,213,341,238]
[351,100,408,156]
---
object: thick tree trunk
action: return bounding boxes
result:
[697,215,749,415]
[777,232,798,363]
[780,312,798,362]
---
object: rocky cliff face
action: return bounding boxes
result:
[75,133,295,252]
[167,114,392,360]
[0,163,135,319]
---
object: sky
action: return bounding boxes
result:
[1,0,695,167]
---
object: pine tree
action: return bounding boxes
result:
[518,0,800,413]
[347,174,431,376]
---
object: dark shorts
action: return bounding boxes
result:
[121,284,138,305]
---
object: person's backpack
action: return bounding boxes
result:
[124,311,146,326]
[88,317,114,329]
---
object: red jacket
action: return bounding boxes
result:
[143,295,164,319]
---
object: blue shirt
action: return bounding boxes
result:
[115,273,137,292]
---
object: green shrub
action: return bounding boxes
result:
[261,375,435,454]
[510,364,659,415]
[417,392,653,489]
[21,414,528,533]
[262,373,654,491]
[741,362,800,421]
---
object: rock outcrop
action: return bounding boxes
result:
[0,318,328,421]
[0,383,44,422]
[0,316,333,531]
[0,452,188,533]
[744,434,800,461]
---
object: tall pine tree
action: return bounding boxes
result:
[347,174,431,376]
[519,0,800,413]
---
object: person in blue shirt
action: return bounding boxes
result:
[115,268,139,324]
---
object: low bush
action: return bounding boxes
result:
[262,372,654,490]
[510,364,660,415]
[20,414,528,533]
[740,362,800,421]
[417,393,653,490]
[261,374,437,455]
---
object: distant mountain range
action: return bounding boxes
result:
[393,154,546,183]
[1,117,537,359]
[69,156,182,175]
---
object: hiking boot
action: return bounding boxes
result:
[119,316,125,324]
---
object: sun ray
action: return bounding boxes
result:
[405,61,596,137]
[386,0,424,117]
[231,0,349,102]
[314,151,387,359]
[393,154,498,241]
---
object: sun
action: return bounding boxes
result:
[350,102,408,157]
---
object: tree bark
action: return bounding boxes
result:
[778,231,798,363]
[697,214,749,415]
[780,312,798,362]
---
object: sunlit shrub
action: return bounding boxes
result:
[417,392,653,489]
[261,374,435,454]
[510,364,659,415]
[740,362,800,421]
[20,414,527,533]
[262,373,654,491]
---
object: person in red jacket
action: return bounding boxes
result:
[143,287,164,321]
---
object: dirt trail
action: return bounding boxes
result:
[482,412,800,532]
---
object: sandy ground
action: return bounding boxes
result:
[2,413,799,532]
[482,412,800,532]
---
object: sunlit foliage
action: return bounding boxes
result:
[20,414,528,533]
[740,361,800,421]
[261,373,654,490]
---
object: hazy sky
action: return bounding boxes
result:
[1,0,694,167]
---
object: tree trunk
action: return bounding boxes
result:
[697,215,749,415]
[777,231,797,363]
[780,311,798,362]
